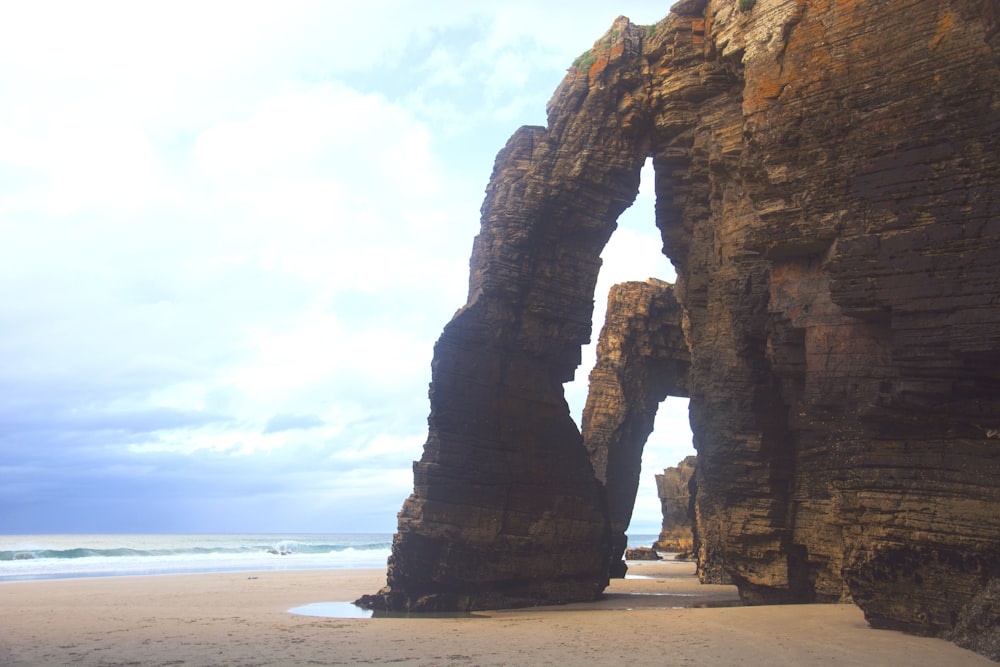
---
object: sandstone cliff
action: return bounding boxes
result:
[363,1,1000,658]
[654,455,697,557]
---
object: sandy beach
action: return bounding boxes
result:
[0,559,991,666]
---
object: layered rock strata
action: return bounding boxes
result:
[358,17,649,612]
[365,1,1000,657]
[654,455,697,556]
[664,1,1000,647]
[581,279,690,575]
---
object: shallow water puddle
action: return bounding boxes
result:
[288,602,483,619]
[290,602,373,618]
[289,594,743,619]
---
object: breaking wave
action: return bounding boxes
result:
[0,534,393,582]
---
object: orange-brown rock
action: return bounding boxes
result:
[364,2,1000,658]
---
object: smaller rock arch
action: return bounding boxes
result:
[581,278,690,576]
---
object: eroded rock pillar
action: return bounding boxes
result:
[359,18,651,611]
[654,455,697,557]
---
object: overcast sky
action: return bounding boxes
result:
[0,1,693,536]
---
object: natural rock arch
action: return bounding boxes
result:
[359,17,654,611]
[360,9,740,612]
[360,3,1000,659]
[581,278,690,578]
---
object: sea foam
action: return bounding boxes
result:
[0,533,392,582]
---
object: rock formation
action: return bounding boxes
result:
[581,279,690,576]
[624,546,662,561]
[654,455,696,557]
[357,16,649,612]
[362,0,1000,658]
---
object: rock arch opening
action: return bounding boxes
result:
[574,157,695,576]
[356,18,659,612]
[567,158,695,524]
[580,274,691,577]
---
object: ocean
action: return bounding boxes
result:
[0,533,394,582]
[0,533,661,583]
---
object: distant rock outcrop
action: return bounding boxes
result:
[362,1,1000,658]
[624,546,662,561]
[654,455,696,557]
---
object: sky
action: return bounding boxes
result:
[0,1,693,536]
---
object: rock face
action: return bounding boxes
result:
[654,455,697,557]
[358,17,648,612]
[666,0,1000,641]
[581,279,690,576]
[365,1,1000,657]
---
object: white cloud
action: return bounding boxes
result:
[0,0,684,534]
[0,107,161,216]
[192,83,438,193]
[225,309,433,405]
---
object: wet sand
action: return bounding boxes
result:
[0,560,991,665]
